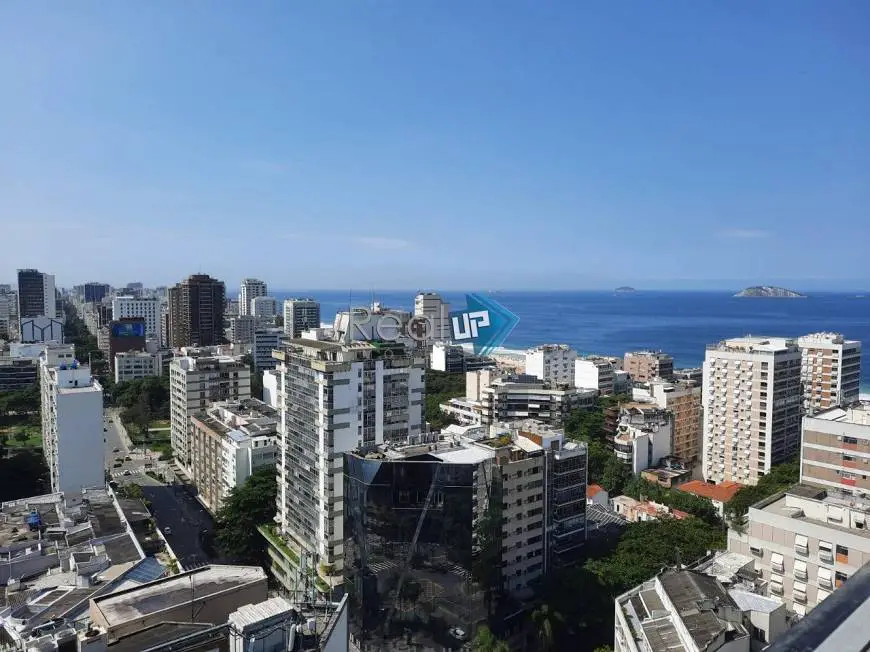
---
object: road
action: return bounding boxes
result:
[104,408,219,570]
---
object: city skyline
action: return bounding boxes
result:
[2,3,868,289]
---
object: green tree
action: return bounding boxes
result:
[214,467,278,563]
[14,430,29,444]
[725,456,799,522]
[587,518,726,590]
[600,455,632,494]
[471,626,510,652]
[424,370,465,429]
[241,355,264,400]
[531,604,564,651]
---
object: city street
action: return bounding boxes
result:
[104,409,220,570]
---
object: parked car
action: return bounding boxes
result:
[112,447,120,453]
[122,470,132,476]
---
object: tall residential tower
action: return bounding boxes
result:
[702,337,802,485]
[167,274,226,348]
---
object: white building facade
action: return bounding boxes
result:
[414,291,451,342]
[114,350,163,383]
[525,344,578,387]
[169,354,252,470]
[703,337,803,485]
[250,296,277,320]
[112,296,162,341]
[574,357,615,394]
[269,339,426,589]
[239,278,267,316]
[39,346,104,496]
[797,332,862,414]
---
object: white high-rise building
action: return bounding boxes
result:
[39,345,104,496]
[239,278,267,316]
[797,332,862,414]
[702,337,803,485]
[112,296,162,341]
[526,344,578,387]
[266,339,425,591]
[282,298,320,339]
[250,296,277,320]
[414,291,451,342]
[169,354,252,470]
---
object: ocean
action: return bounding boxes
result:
[271,290,870,391]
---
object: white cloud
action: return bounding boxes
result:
[354,236,412,250]
[717,229,771,240]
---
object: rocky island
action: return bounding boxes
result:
[734,286,806,298]
[614,286,636,293]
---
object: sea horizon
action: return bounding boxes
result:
[266,289,870,393]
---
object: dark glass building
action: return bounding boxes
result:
[83,282,110,304]
[344,449,495,650]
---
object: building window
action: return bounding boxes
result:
[794,534,808,556]
[819,540,834,564]
[771,552,784,573]
[794,559,808,580]
[835,571,849,588]
[818,567,833,589]
[836,544,849,564]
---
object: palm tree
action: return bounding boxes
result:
[531,604,564,651]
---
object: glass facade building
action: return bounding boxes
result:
[344,451,495,650]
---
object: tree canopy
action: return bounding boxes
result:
[425,370,465,430]
[214,467,278,563]
[725,456,799,521]
[0,448,50,502]
[622,477,722,526]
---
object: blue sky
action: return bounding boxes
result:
[2,2,868,291]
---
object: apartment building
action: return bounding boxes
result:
[801,403,870,496]
[39,345,104,496]
[167,273,226,348]
[703,337,803,485]
[252,327,284,370]
[227,314,260,345]
[0,290,16,338]
[282,298,321,338]
[526,344,578,387]
[465,369,597,425]
[169,353,251,469]
[83,281,110,303]
[114,350,162,383]
[612,403,674,474]
[574,356,616,394]
[111,296,162,341]
[342,421,586,646]
[430,341,496,373]
[189,399,279,513]
[238,278,267,316]
[634,378,703,463]
[728,484,870,617]
[16,268,55,319]
[615,559,788,652]
[797,332,862,414]
[414,291,451,341]
[266,339,425,592]
[624,350,674,382]
[250,295,278,320]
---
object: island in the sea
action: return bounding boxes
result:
[734,286,806,298]
[614,286,636,293]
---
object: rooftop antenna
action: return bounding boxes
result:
[344,290,353,345]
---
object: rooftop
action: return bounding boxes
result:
[808,402,870,426]
[618,570,748,652]
[91,565,267,625]
[679,480,744,504]
[754,485,870,539]
[707,336,797,354]
[587,484,605,499]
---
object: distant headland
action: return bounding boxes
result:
[614,286,636,293]
[734,286,806,298]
